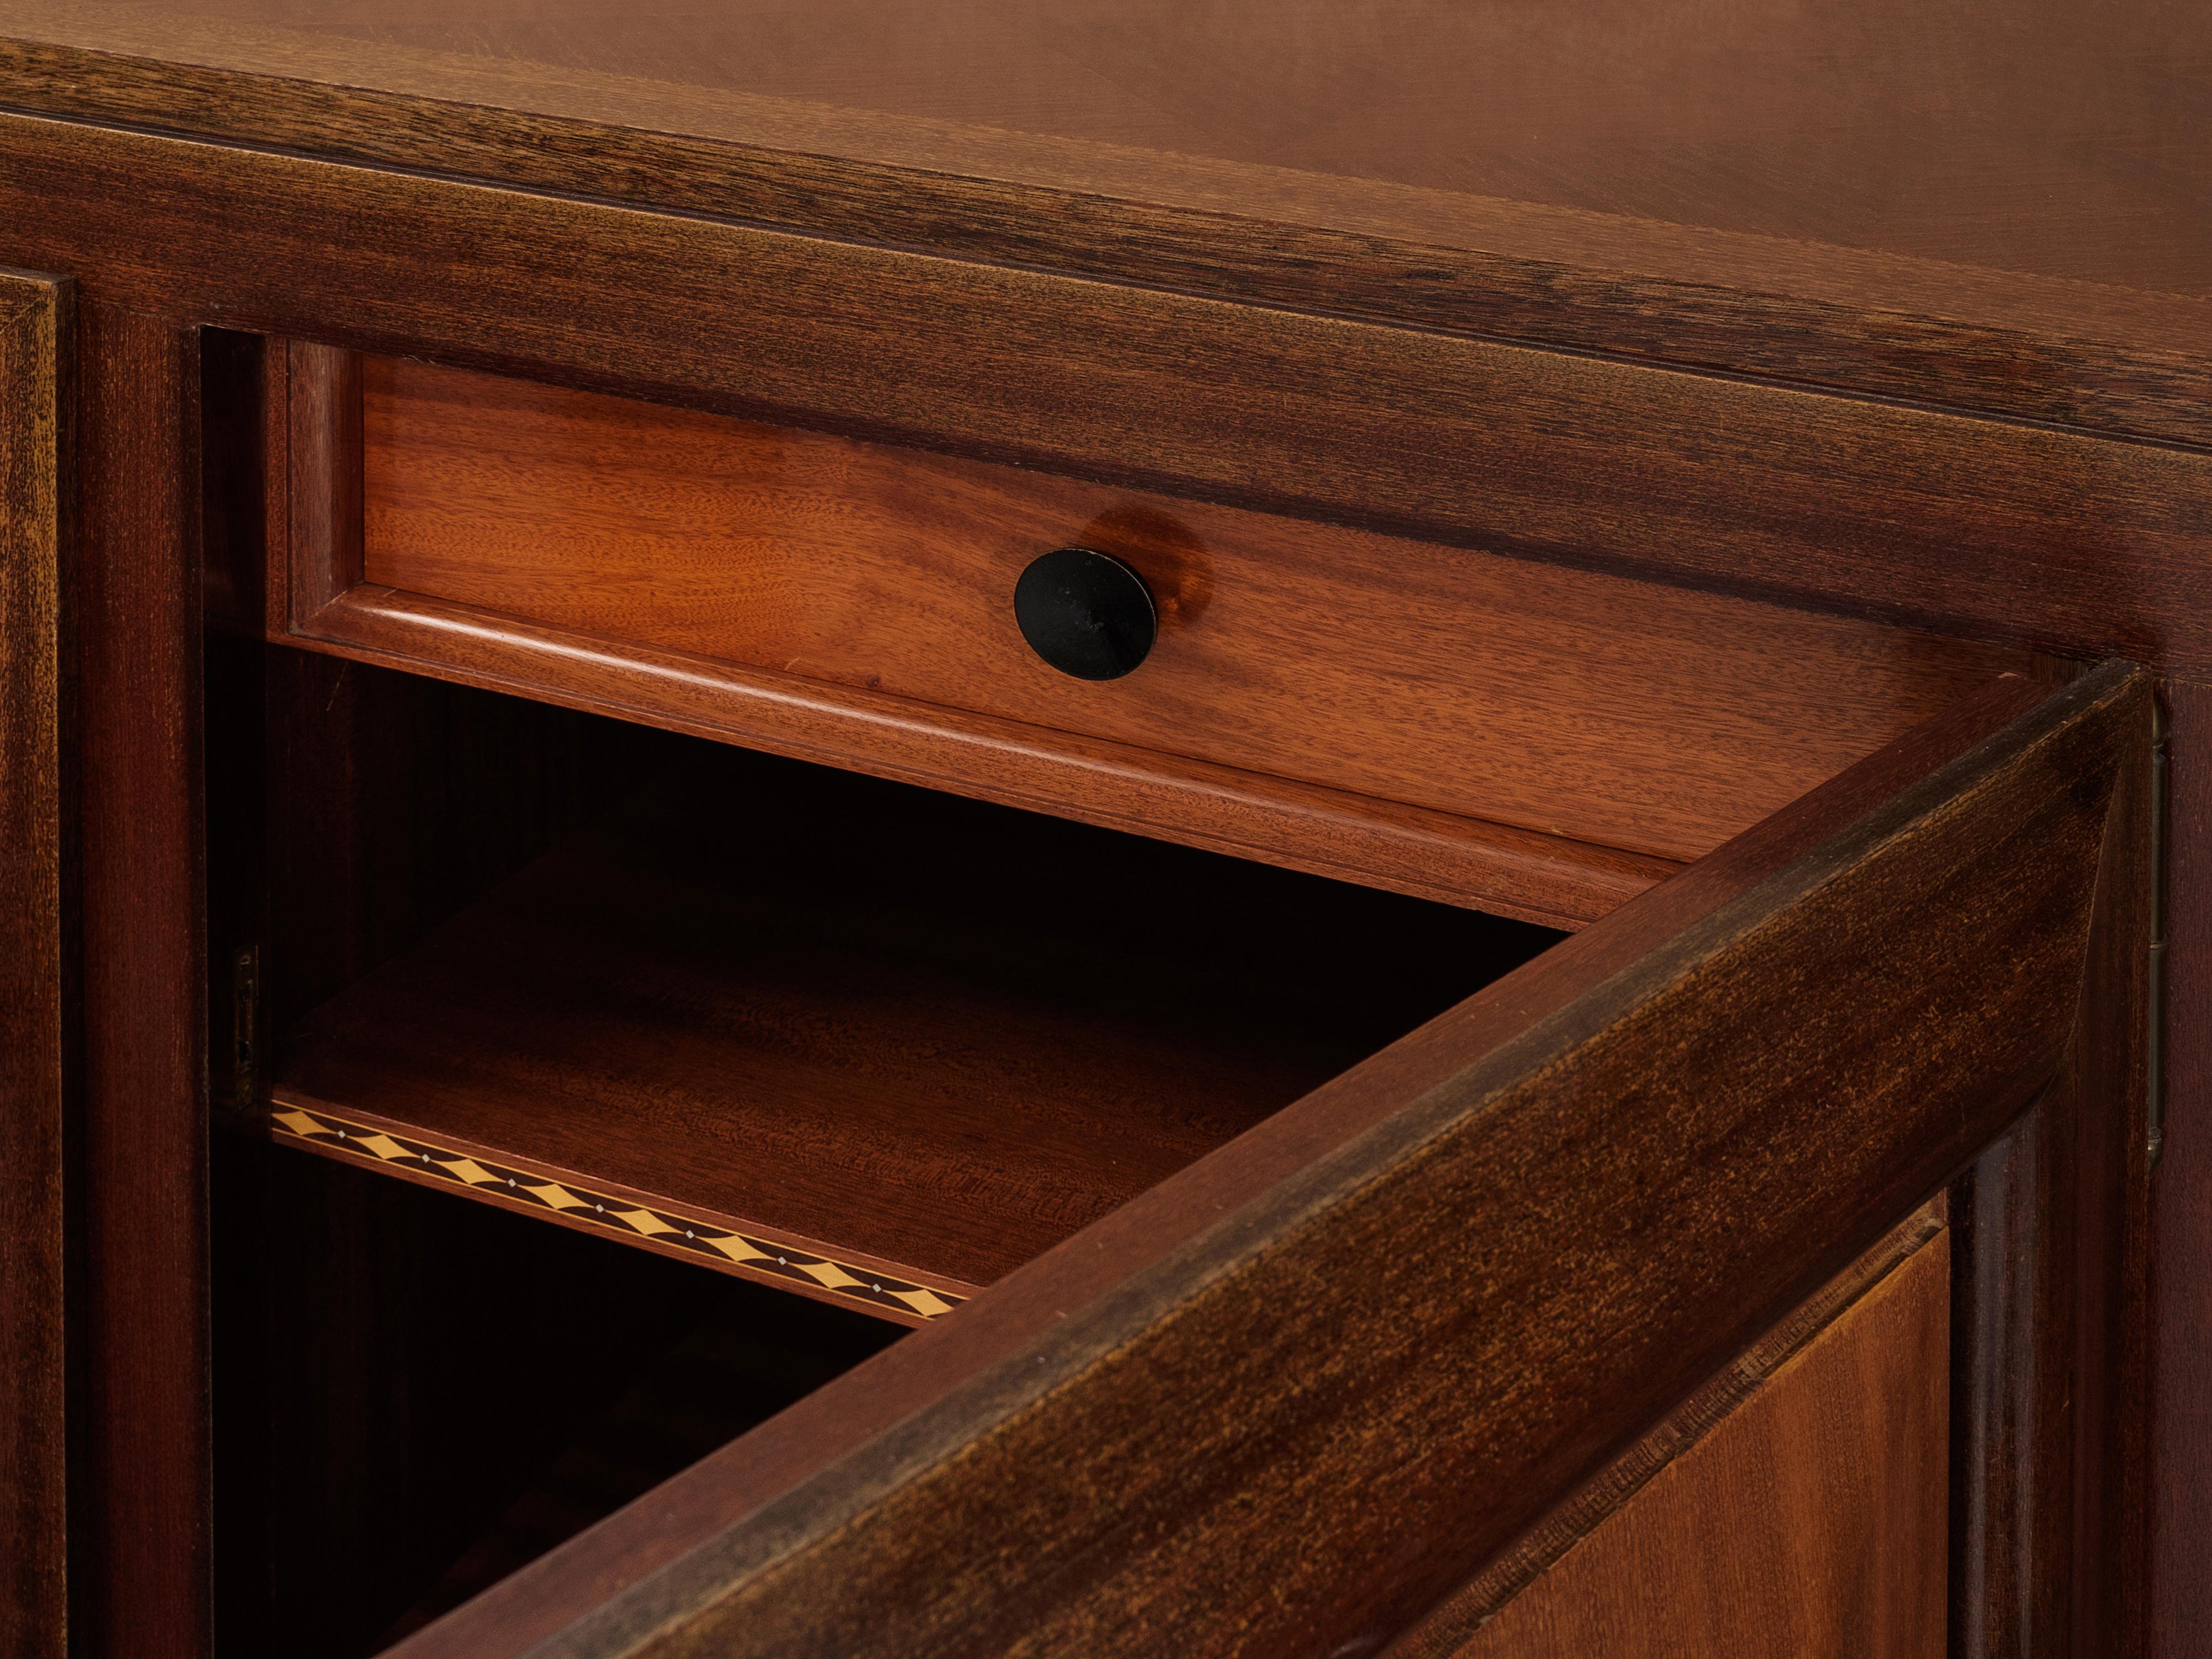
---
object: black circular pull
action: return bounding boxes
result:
[1013,547,1157,681]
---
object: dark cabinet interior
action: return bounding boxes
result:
[201,632,1559,1655]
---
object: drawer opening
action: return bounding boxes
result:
[206,638,1556,1652]
[218,645,1559,1317]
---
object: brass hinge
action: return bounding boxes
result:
[2150,701,2169,1171]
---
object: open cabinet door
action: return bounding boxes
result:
[0,269,70,1659]
[393,663,2146,1659]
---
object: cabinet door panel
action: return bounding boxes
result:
[0,268,70,1659]
[391,665,2143,1659]
[1413,1219,1953,1659]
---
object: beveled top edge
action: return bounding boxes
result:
[3,0,2210,448]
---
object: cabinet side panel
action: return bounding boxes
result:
[0,269,71,1659]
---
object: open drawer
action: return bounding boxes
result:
[203,520,2150,1659]
[242,343,2041,931]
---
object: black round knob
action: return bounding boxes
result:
[1013,547,1157,681]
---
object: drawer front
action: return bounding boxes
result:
[358,357,2028,865]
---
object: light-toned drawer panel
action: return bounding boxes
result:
[358,357,2029,866]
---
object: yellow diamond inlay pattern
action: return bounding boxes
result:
[522,1182,588,1211]
[273,1103,969,1320]
[702,1233,770,1265]
[891,1287,957,1318]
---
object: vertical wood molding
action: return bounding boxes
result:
[1953,680,2154,1659]
[2064,688,2155,1658]
[1953,1111,2069,1657]
[284,340,359,628]
[73,301,210,1659]
[2151,680,2212,1659]
[0,268,73,1659]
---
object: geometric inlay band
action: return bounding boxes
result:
[270,1103,965,1322]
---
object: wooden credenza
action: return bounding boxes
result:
[0,6,2201,1656]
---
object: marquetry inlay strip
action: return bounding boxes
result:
[269,1103,965,1322]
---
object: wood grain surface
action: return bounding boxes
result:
[4,117,2208,681]
[360,354,2030,865]
[0,268,70,1659]
[2152,679,2212,1659]
[286,339,357,625]
[2,0,2199,294]
[71,302,211,1659]
[1388,1200,1947,1656]
[270,744,1553,1298]
[292,585,1677,929]
[2056,682,2156,1656]
[1944,716,2159,1659]
[0,2,2206,450]
[384,669,2140,1659]
[1440,1229,1950,1659]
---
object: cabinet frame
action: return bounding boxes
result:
[0,113,2167,1656]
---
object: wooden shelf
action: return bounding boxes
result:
[272,748,1554,1322]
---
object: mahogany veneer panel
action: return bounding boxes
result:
[361,356,2027,865]
[1444,1230,1950,1659]
[272,746,1551,1317]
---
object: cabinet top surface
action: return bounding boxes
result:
[4,0,2209,453]
[5,0,2208,302]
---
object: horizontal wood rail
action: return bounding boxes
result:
[5,115,2209,672]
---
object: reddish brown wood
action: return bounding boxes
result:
[0,22,2187,1640]
[2064,676,2156,1657]
[387,669,2139,1659]
[1440,1230,1951,1659]
[1390,1200,1948,1655]
[2151,679,2212,1659]
[267,747,1550,1306]
[71,302,210,1659]
[2,118,2210,679]
[1947,677,2154,1659]
[1953,1111,2071,1657]
[285,339,358,628]
[0,2,2206,450]
[357,353,2030,865]
[0,270,71,1659]
[293,583,1675,927]
[287,338,1678,933]
[0,0,2198,295]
